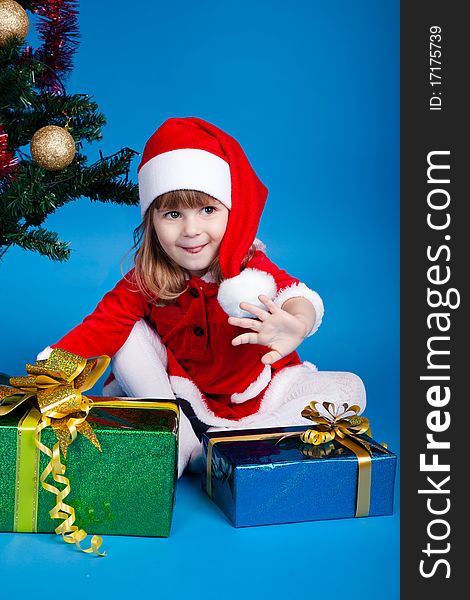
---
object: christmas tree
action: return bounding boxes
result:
[0,0,139,263]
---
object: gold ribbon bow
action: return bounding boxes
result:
[299,401,371,446]
[0,349,110,555]
[295,401,388,516]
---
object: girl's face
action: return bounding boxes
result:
[153,199,229,277]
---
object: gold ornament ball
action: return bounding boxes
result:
[30,126,76,171]
[0,0,29,46]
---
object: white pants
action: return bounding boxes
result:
[105,319,366,478]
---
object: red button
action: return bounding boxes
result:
[193,326,204,336]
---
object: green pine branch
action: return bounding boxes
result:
[2,94,107,149]
[78,149,140,204]
[0,33,140,264]
[0,45,42,111]
[0,224,71,262]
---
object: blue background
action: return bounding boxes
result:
[0,0,399,597]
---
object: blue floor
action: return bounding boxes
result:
[0,467,399,599]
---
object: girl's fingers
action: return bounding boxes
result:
[258,295,278,313]
[232,332,259,346]
[228,316,262,331]
[261,349,283,365]
[238,302,269,320]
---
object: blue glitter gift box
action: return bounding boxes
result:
[202,425,397,527]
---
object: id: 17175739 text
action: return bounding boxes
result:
[429,25,443,111]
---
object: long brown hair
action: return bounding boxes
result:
[127,189,255,305]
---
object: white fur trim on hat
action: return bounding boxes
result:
[273,282,324,336]
[217,268,277,318]
[138,148,231,216]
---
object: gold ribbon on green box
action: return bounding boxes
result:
[206,401,388,518]
[0,348,111,555]
[1,349,179,554]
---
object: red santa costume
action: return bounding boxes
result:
[37,117,366,476]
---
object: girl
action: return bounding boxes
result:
[37,117,366,476]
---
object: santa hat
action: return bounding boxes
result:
[138,117,275,317]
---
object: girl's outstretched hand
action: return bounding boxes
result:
[228,294,311,365]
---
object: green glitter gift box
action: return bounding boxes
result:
[0,397,178,538]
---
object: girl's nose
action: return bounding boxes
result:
[182,216,201,237]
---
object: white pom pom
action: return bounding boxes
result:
[217,269,277,318]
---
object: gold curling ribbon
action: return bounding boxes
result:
[0,348,110,555]
[206,401,388,518]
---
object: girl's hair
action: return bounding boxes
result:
[129,189,256,305]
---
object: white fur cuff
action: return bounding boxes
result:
[273,283,324,336]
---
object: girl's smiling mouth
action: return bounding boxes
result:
[181,244,207,254]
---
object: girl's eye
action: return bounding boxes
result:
[202,206,215,215]
[165,211,181,220]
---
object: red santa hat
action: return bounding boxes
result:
[138,117,268,282]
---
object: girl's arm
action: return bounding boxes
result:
[41,271,150,359]
[279,296,316,338]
